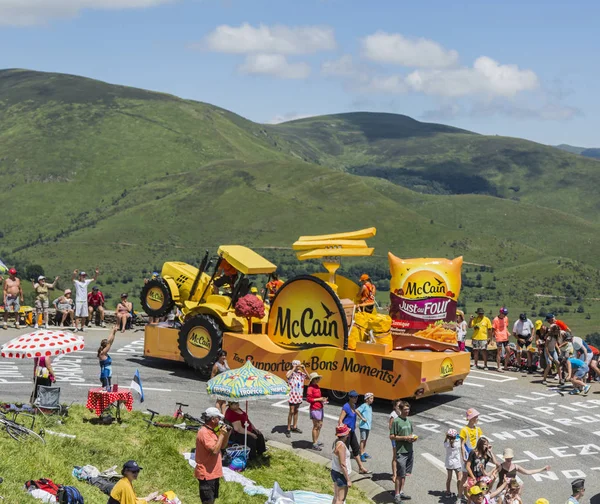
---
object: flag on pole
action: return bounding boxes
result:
[130,369,144,403]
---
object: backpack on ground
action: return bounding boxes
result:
[25,478,60,496]
[57,485,84,504]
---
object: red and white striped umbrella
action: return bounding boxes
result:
[0,329,85,359]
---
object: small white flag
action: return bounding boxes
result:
[130,369,144,403]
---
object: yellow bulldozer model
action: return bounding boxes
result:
[139,245,277,375]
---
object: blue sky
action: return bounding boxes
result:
[1,0,597,146]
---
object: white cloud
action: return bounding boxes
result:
[0,0,174,25]
[405,57,539,97]
[201,23,336,55]
[239,54,311,79]
[361,31,459,68]
[358,57,539,98]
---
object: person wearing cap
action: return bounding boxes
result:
[492,308,510,373]
[107,460,158,504]
[87,285,106,327]
[196,407,231,504]
[455,310,467,352]
[467,485,485,504]
[358,274,376,313]
[513,313,536,373]
[566,478,585,504]
[459,408,483,496]
[285,360,308,438]
[389,400,415,501]
[331,424,353,504]
[3,267,23,330]
[545,313,570,333]
[496,447,550,488]
[116,293,133,333]
[339,390,370,475]
[224,401,266,459]
[469,308,492,370]
[71,268,99,332]
[444,428,462,498]
[306,371,327,451]
[32,275,60,329]
[265,273,284,304]
[357,392,374,462]
[249,286,263,301]
[53,289,75,327]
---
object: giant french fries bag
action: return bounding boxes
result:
[388,253,462,345]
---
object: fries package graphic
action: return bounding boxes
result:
[388,253,463,343]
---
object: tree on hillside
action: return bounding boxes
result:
[25,264,45,282]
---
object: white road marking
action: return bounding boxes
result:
[483,404,565,433]
[421,452,449,475]
[271,398,339,421]
[468,370,518,382]
[463,381,484,388]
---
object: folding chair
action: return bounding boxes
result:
[33,386,66,416]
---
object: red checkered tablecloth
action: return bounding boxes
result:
[86,388,134,416]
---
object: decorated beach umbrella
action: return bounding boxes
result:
[1,329,85,402]
[207,359,290,401]
[1,329,85,359]
[207,359,290,461]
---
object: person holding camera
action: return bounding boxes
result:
[195,407,231,504]
[469,308,492,370]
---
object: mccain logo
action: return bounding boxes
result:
[273,302,340,341]
[396,273,454,299]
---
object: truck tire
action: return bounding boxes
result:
[140,278,174,317]
[178,315,223,377]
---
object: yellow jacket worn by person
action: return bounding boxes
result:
[471,315,492,341]
[108,478,147,504]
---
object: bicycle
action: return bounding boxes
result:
[144,409,200,431]
[0,412,45,444]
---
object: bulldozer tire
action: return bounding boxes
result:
[178,315,223,376]
[140,277,174,318]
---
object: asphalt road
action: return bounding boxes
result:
[2,327,600,503]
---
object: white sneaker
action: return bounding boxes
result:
[34,324,39,329]
[42,324,48,329]
[15,323,20,329]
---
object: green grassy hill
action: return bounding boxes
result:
[2,69,600,335]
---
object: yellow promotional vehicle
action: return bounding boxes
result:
[140,246,277,375]
[142,229,470,400]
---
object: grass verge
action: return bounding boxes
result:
[0,404,369,503]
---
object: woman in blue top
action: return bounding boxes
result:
[98,325,117,390]
[337,390,370,474]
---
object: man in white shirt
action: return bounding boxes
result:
[513,313,535,373]
[71,268,99,332]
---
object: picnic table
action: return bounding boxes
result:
[86,388,133,422]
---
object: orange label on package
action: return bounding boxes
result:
[388,253,462,335]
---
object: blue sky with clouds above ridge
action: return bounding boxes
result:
[0,0,597,146]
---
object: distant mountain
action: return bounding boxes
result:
[554,144,600,160]
[3,68,600,336]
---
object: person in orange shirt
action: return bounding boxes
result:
[265,273,284,304]
[358,274,376,313]
[195,407,231,504]
[213,259,238,293]
[492,308,510,372]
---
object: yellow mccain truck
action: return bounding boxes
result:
[141,228,470,400]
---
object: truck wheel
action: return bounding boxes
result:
[140,278,174,317]
[328,389,348,403]
[178,315,223,377]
